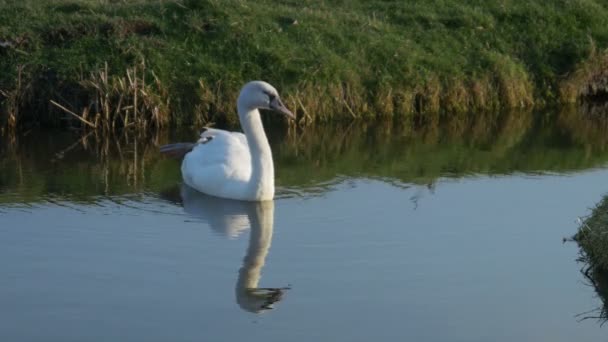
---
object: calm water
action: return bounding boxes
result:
[1,110,608,341]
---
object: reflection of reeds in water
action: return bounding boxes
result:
[0,128,182,204]
[436,110,533,149]
[557,106,608,151]
[3,109,608,204]
[275,109,608,188]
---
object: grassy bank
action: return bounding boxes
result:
[2,0,608,128]
[576,196,608,272]
[575,195,608,323]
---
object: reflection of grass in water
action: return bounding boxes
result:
[575,196,608,325]
[0,129,181,204]
[2,110,608,204]
[557,106,608,152]
[274,110,608,188]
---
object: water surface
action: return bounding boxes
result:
[1,110,608,341]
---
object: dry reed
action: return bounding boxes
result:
[50,61,170,132]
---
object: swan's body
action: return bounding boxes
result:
[181,127,264,200]
[160,81,293,201]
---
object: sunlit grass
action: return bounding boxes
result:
[1,0,608,127]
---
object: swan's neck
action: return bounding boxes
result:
[238,106,274,198]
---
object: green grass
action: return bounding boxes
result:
[1,0,608,127]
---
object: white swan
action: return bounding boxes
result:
[160,81,294,201]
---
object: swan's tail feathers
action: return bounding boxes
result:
[159,143,195,159]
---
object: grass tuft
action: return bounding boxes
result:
[575,195,608,324]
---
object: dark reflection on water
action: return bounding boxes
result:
[1,108,608,206]
[577,263,608,325]
[161,185,289,313]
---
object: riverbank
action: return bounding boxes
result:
[576,196,608,270]
[575,195,608,323]
[2,0,608,129]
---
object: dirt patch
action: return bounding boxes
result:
[115,19,160,38]
[41,22,112,45]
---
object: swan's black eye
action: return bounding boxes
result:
[263,91,276,102]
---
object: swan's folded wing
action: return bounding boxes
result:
[199,128,247,146]
[182,129,251,186]
[159,142,195,159]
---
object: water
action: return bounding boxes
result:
[1,110,608,341]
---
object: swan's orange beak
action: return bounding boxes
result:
[270,96,295,120]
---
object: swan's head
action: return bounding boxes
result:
[238,81,295,120]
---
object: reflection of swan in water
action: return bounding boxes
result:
[234,199,288,313]
[179,184,252,239]
[163,185,288,313]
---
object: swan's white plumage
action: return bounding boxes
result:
[181,129,253,200]
[173,81,293,201]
